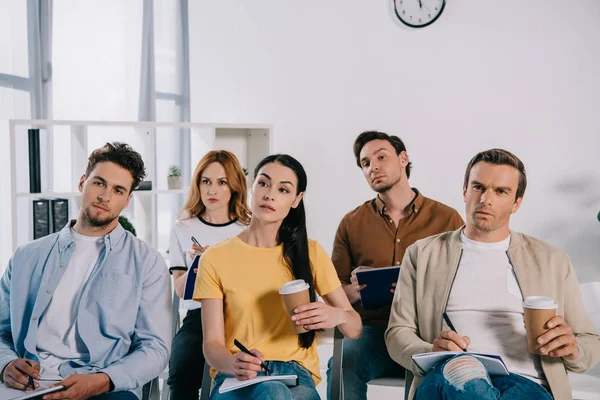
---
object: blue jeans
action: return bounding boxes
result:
[91,392,137,400]
[415,355,553,400]
[210,360,320,400]
[168,308,205,400]
[326,324,404,400]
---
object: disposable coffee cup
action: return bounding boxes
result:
[280,279,311,334]
[523,296,558,354]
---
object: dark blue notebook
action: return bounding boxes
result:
[183,255,200,300]
[355,266,401,310]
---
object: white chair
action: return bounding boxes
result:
[328,327,411,400]
[142,379,160,400]
[570,281,600,400]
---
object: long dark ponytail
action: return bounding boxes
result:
[254,154,316,348]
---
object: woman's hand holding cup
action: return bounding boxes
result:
[292,302,348,331]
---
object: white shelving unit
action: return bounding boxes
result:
[9,119,272,256]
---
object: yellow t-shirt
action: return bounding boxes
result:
[193,236,341,384]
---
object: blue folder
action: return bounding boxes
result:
[183,255,200,300]
[355,266,401,310]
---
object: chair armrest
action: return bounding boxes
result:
[199,361,212,400]
[330,327,345,400]
[172,291,181,339]
[404,369,414,400]
[142,377,160,400]
[316,327,335,346]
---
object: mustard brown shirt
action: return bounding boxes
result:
[331,189,464,328]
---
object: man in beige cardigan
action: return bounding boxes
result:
[385,149,600,400]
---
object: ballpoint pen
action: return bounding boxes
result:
[234,339,271,373]
[442,312,467,352]
[24,361,35,390]
[191,236,201,247]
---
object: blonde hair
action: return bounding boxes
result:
[182,150,251,224]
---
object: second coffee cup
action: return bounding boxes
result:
[280,279,311,334]
[523,296,558,354]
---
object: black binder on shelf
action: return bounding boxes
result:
[32,199,51,239]
[32,198,70,239]
[28,129,41,193]
[51,198,69,232]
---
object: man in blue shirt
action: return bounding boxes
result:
[0,142,172,400]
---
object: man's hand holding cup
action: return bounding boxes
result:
[536,315,579,360]
[521,296,578,359]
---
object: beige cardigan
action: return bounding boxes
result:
[385,228,600,400]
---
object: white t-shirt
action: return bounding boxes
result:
[169,216,246,309]
[36,229,104,376]
[445,232,545,384]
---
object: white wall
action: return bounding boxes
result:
[188,1,600,281]
[0,121,11,271]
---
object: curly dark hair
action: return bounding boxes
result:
[85,142,147,192]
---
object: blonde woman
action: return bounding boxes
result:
[168,150,250,400]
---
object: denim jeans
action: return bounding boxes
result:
[91,391,137,400]
[325,324,404,400]
[210,360,320,400]
[168,309,205,400]
[415,355,553,400]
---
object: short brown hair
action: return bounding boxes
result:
[353,131,412,179]
[86,142,146,192]
[182,150,251,224]
[464,149,527,200]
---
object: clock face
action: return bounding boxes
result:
[394,0,446,28]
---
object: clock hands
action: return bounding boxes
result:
[395,0,444,26]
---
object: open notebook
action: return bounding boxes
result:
[0,381,65,400]
[219,375,298,394]
[411,351,509,376]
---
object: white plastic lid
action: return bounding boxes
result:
[523,296,558,310]
[279,279,310,295]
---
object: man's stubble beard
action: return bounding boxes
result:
[469,213,498,233]
[374,184,393,194]
[372,175,401,194]
[82,206,118,228]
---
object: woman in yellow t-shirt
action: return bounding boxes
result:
[195,154,362,399]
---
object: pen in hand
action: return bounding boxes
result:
[191,236,201,247]
[234,339,270,373]
[442,312,467,352]
[24,361,36,390]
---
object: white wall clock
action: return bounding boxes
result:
[394,0,446,28]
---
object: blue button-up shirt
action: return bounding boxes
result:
[0,222,172,398]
